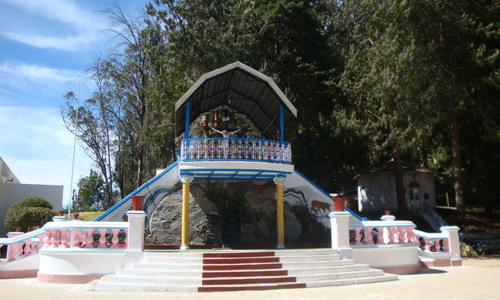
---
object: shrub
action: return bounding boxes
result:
[4,197,55,232]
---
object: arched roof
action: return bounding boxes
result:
[175,62,297,140]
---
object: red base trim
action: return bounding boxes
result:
[37,273,106,284]
[144,243,330,250]
[0,269,38,279]
[375,264,421,274]
[420,259,462,268]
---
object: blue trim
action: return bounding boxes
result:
[0,253,39,265]
[95,161,179,221]
[183,137,292,145]
[42,226,128,230]
[180,168,292,174]
[181,158,292,164]
[414,231,447,239]
[294,169,364,221]
[351,243,419,249]
[280,105,285,142]
[188,177,276,181]
[185,101,190,139]
[0,232,44,245]
[40,249,126,254]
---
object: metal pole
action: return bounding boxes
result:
[68,82,80,221]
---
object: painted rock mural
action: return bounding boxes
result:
[146,180,331,246]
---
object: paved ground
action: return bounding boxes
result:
[1,256,499,300]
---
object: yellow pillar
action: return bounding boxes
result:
[274,177,285,248]
[180,176,193,250]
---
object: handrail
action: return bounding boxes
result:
[181,138,292,164]
[0,229,44,245]
[0,229,46,262]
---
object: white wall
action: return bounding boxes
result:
[357,172,436,213]
[0,183,63,237]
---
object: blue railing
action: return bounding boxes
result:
[180,138,292,164]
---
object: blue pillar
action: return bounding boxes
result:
[280,105,285,142]
[185,101,190,139]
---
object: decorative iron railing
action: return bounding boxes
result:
[180,138,292,164]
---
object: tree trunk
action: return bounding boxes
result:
[389,120,407,219]
[451,118,465,215]
[393,150,407,219]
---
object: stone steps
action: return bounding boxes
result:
[85,249,398,292]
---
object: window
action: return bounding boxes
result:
[409,181,420,201]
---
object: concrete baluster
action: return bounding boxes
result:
[18,242,24,258]
[86,229,94,247]
[98,229,108,248]
[24,239,32,256]
[407,228,418,243]
[8,244,17,261]
[393,227,400,244]
[423,238,431,252]
[397,227,405,243]
[388,227,395,244]
[59,229,69,248]
[43,230,52,248]
[377,227,385,244]
[50,229,59,248]
[434,238,441,252]
[111,229,120,248]
[365,227,374,245]
[37,234,44,249]
[80,231,86,246]
[354,228,362,245]
[72,229,81,248]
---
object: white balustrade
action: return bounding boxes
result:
[0,229,45,262]
[40,222,129,250]
[414,229,454,254]
[349,216,418,246]
[180,138,292,164]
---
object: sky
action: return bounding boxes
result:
[0,0,148,206]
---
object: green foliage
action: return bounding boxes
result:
[4,197,54,232]
[61,0,500,215]
[73,169,107,211]
[203,182,247,215]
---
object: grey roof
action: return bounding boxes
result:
[175,62,297,140]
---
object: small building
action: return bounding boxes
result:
[0,157,63,237]
[356,161,436,214]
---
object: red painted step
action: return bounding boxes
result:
[203,276,296,285]
[203,269,288,278]
[203,251,275,258]
[203,257,280,264]
[198,282,307,292]
[203,263,283,271]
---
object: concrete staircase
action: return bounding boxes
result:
[85,249,398,292]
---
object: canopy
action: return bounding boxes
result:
[175,62,297,140]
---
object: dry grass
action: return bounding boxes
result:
[437,206,500,233]
[72,211,104,221]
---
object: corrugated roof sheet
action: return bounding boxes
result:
[175,62,297,140]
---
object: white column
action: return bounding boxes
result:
[329,211,352,259]
[441,226,461,261]
[124,210,147,268]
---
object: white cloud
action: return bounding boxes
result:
[0,106,93,206]
[3,32,99,52]
[0,61,80,84]
[1,0,109,51]
[2,0,103,32]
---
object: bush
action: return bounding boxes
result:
[4,197,55,232]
